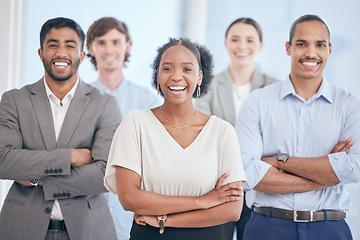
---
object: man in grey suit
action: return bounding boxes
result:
[0,17,120,240]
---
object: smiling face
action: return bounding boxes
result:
[38,27,85,83]
[157,45,202,105]
[225,22,263,67]
[286,21,332,83]
[88,28,131,72]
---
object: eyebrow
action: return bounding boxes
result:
[46,39,78,45]
[161,62,195,66]
[296,39,328,44]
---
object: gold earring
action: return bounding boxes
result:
[197,85,201,98]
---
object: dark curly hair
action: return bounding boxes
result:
[151,38,214,98]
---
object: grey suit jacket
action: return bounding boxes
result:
[195,66,278,126]
[0,79,120,240]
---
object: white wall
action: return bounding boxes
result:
[0,0,27,209]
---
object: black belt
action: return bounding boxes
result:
[254,207,346,222]
[48,219,67,232]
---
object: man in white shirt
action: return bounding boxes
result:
[0,17,120,240]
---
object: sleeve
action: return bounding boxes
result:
[220,122,246,185]
[235,91,271,191]
[328,94,360,186]
[0,90,71,181]
[104,111,142,194]
[42,95,121,201]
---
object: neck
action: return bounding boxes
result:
[229,63,255,86]
[161,101,196,126]
[290,74,323,101]
[45,74,77,101]
[98,67,124,91]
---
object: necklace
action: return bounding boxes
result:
[160,106,197,129]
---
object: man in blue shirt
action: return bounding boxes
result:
[86,17,162,240]
[236,14,360,240]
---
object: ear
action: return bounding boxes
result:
[259,42,264,51]
[285,42,291,56]
[197,70,203,86]
[125,40,132,54]
[38,48,44,62]
[328,42,332,56]
[79,51,86,64]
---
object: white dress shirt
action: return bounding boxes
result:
[44,77,79,220]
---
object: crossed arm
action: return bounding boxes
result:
[115,166,244,228]
[254,138,353,194]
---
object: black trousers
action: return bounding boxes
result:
[130,220,226,240]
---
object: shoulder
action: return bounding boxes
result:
[212,68,231,85]
[262,73,280,85]
[208,116,235,133]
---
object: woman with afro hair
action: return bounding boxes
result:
[105,38,246,240]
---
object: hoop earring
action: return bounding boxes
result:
[157,83,160,96]
[196,85,201,98]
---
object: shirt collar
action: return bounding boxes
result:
[44,77,80,101]
[280,75,333,103]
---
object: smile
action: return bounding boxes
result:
[235,52,249,57]
[168,86,187,91]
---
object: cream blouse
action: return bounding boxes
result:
[104,109,246,197]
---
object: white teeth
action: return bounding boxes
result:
[169,86,186,91]
[235,52,248,57]
[302,62,317,66]
[54,62,68,66]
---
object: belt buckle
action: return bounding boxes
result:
[293,210,314,222]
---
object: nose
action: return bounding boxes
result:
[55,45,68,58]
[170,68,183,81]
[304,44,317,58]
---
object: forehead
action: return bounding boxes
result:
[227,22,259,38]
[161,45,198,63]
[292,21,329,42]
[95,28,127,41]
[45,27,80,42]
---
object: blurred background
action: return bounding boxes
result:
[1,0,359,238]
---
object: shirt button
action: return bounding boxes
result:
[45,207,52,214]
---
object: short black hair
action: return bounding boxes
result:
[289,14,330,45]
[225,17,263,42]
[40,17,85,50]
[151,38,214,98]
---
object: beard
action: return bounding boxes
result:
[43,57,81,82]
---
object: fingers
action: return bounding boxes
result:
[215,172,229,189]
[331,138,353,154]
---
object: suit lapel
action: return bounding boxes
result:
[217,68,236,125]
[30,79,57,150]
[56,80,90,148]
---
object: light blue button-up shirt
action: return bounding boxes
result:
[236,76,360,211]
[91,78,162,240]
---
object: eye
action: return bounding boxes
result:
[317,43,326,47]
[163,67,172,71]
[184,67,192,72]
[296,43,305,47]
[67,45,75,49]
[113,40,120,45]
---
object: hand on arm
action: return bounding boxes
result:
[257,138,353,193]
[116,167,242,216]
[70,148,92,167]
[133,181,244,228]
